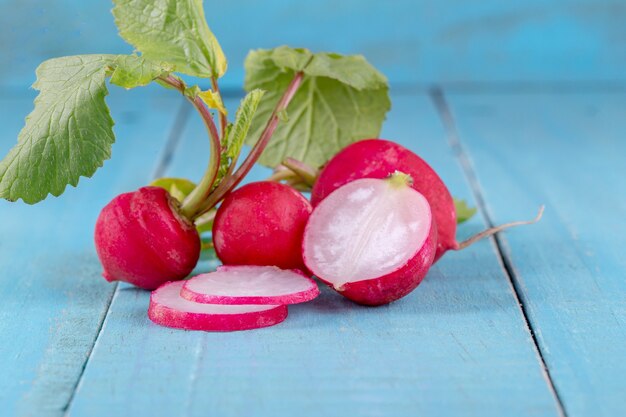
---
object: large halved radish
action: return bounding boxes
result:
[181,265,319,305]
[148,281,288,332]
[302,173,437,306]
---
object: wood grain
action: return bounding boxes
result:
[446,91,626,417]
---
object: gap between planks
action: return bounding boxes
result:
[61,97,190,416]
[429,86,568,417]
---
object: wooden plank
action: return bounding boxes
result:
[445,92,626,417]
[67,93,561,417]
[2,0,626,91]
[0,87,182,416]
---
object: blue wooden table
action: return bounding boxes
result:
[1,1,625,416]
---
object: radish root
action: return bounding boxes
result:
[456,205,545,250]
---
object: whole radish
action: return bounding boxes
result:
[212,181,312,271]
[94,186,201,290]
[303,173,437,306]
[311,139,542,262]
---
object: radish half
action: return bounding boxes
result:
[148,281,288,332]
[181,265,319,305]
[303,173,437,306]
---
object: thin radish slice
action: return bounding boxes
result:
[181,265,319,305]
[148,281,288,332]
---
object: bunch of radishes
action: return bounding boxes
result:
[95,138,542,331]
[0,0,541,332]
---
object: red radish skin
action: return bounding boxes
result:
[148,281,288,332]
[95,186,201,290]
[311,139,455,262]
[182,265,319,305]
[213,181,312,271]
[303,175,437,306]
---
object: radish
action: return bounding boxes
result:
[311,139,542,262]
[311,139,454,261]
[148,281,288,332]
[95,186,201,290]
[303,173,437,306]
[212,181,312,271]
[181,265,319,305]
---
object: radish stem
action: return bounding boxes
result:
[282,157,319,186]
[157,75,223,219]
[196,70,306,214]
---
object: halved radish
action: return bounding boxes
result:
[181,265,319,305]
[148,281,288,332]
[303,173,437,306]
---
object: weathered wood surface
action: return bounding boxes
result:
[2,0,626,90]
[446,92,626,417]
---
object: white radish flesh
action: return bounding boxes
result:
[148,281,288,331]
[181,265,319,305]
[302,175,436,305]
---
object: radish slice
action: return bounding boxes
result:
[148,281,288,332]
[181,265,319,305]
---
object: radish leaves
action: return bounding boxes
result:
[244,47,391,168]
[0,54,170,203]
[112,0,227,78]
[454,198,477,224]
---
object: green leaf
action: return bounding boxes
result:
[214,89,265,185]
[0,54,170,203]
[244,47,390,168]
[150,177,196,203]
[454,198,478,224]
[246,46,388,90]
[112,0,227,78]
[0,55,116,203]
[109,55,173,88]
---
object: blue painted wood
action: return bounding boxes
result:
[446,92,626,417]
[66,94,561,417]
[0,87,181,416]
[1,0,626,90]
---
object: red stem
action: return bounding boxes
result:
[158,75,221,218]
[198,71,305,212]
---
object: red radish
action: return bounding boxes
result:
[311,139,454,262]
[213,181,312,271]
[95,186,201,290]
[303,173,437,306]
[311,139,543,262]
[148,281,288,332]
[181,265,319,305]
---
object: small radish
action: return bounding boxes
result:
[312,139,542,262]
[303,173,437,306]
[95,186,201,290]
[148,281,288,332]
[213,181,312,271]
[181,265,319,305]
